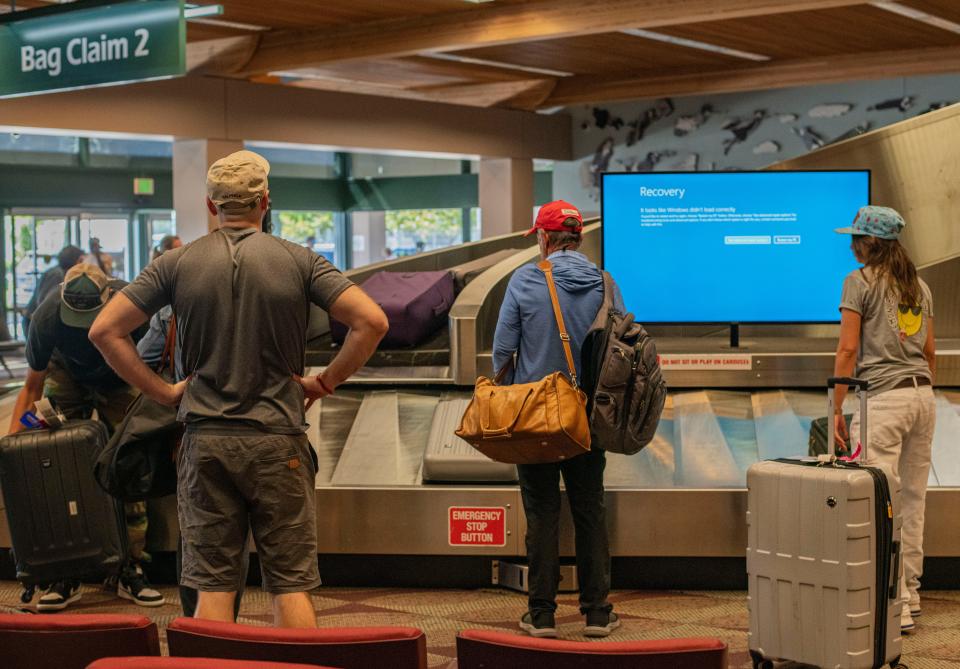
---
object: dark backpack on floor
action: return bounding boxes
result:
[580,272,667,455]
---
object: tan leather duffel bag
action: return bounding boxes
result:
[456,260,591,464]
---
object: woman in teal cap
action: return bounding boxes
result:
[833,205,936,634]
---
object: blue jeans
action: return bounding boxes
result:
[518,447,612,616]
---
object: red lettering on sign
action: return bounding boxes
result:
[448,506,506,547]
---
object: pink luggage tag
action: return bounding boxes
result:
[839,441,862,461]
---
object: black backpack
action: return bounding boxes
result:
[580,272,667,455]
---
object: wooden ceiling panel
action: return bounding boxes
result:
[214,0,525,31]
[456,32,746,77]
[898,0,960,24]
[280,59,495,89]
[659,5,960,60]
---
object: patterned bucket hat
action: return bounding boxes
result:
[835,205,905,240]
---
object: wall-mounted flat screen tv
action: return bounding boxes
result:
[601,170,870,323]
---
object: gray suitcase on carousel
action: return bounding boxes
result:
[448,249,519,293]
[421,398,517,483]
[0,420,126,589]
[747,377,903,669]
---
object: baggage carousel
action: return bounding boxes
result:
[147,215,960,563]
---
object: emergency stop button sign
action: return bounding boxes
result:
[448,506,506,547]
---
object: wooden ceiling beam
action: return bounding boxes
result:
[542,45,960,106]
[272,73,556,110]
[235,0,871,76]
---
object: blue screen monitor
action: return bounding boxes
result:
[601,170,870,323]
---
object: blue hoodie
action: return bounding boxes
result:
[493,250,624,385]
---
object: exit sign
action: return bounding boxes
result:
[0,0,186,99]
[133,177,155,195]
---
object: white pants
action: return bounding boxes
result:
[850,384,936,616]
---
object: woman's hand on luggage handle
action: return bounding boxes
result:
[294,373,334,411]
[834,413,849,450]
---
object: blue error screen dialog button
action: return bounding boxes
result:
[774,235,801,244]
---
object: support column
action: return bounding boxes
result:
[478,157,534,238]
[172,138,244,242]
[350,211,387,268]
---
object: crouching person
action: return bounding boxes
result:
[90,150,387,627]
[7,263,163,610]
[493,201,623,638]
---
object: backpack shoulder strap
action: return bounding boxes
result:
[537,259,579,389]
[159,314,177,376]
[601,270,616,311]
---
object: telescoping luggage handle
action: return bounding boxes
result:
[826,377,869,461]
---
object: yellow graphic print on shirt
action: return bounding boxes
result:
[897,304,923,338]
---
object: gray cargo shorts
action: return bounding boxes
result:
[177,428,320,595]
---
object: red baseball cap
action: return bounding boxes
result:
[524,200,584,237]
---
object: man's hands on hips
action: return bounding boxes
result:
[294,373,334,411]
[156,378,190,407]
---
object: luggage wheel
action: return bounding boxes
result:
[748,650,772,669]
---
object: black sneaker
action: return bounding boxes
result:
[118,566,165,607]
[584,611,621,637]
[37,580,82,612]
[519,611,557,638]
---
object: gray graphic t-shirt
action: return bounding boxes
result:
[839,268,934,396]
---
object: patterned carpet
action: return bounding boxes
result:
[2,581,959,668]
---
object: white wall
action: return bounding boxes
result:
[553,72,960,215]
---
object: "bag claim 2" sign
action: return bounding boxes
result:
[0,0,185,99]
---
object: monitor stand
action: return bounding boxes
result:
[729,323,740,349]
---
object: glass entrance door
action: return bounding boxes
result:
[4,213,70,337]
[78,215,131,280]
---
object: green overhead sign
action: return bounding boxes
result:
[0,0,186,99]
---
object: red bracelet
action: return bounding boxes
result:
[317,375,334,395]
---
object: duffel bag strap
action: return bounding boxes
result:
[493,356,514,385]
[159,314,177,376]
[538,260,579,389]
[480,387,533,439]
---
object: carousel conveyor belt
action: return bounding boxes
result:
[0,381,957,491]
[301,382,960,489]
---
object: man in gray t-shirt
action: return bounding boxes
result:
[90,150,388,627]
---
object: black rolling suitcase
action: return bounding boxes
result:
[0,420,126,594]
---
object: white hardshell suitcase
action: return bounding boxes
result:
[747,377,903,669]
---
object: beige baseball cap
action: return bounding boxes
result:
[60,262,111,329]
[206,150,271,208]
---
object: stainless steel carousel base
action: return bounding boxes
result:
[123,485,960,558]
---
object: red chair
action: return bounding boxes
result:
[87,657,337,669]
[0,613,160,669]
[456,630,728,669]
[167,618,427,669]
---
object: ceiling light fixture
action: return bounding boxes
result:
[420,52,574,78]
[870,1,960,35]
[621,28,771,61]
[189,18,269,31]
[184,4,223,19]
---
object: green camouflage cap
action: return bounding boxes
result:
[835,205,905,240]
[60,262,111,329]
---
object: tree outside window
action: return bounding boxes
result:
[385,209,463,256]
[277,211,337,264]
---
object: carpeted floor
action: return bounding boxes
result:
[2,581,959,668]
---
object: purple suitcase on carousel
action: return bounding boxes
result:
[331,271,454,348]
